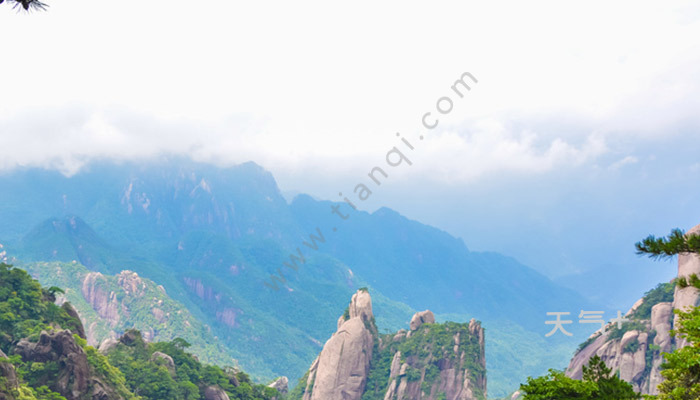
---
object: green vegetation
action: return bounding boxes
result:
[360,322,486,400]
[0,263,279,400]
[636,228,700,261]
[104,330,279,400]
[631,282,675,320]
[622,338,640,354]
[675,274,700,290]
[0,161,599,398]
[21,261,232,367]
[520,355,639,399]
[0,263,82,354]
[577,332,602,352]
[606,320,648,341]
[652,306,700,399]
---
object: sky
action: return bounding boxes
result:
[2,1,700,308]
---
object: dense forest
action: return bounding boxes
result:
[0,263,281,400]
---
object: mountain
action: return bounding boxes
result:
[0,263,281,400]
[289,289,487,400]
[561,223,700,396]
[20,260,234,367]
[0,159,597,397]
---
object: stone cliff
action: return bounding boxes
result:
[565,223,700,395]
[291,289,487,400]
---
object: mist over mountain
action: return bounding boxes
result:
[0,159,601,397]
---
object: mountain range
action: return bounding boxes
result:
[0,158,600,397]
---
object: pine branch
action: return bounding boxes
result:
[0,0,48,11]
[635,228,700,260]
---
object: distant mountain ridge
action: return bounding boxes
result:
[0,159,598,397]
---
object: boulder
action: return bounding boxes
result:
[61,302,87,339]
[150,351,176,375]
[14,330,92,400]
[203,385,230,400]
[409,310,435,331]
[98,338,119,355]
[267,376,288,395]
[119,329,142,346]
[0,348,18,395]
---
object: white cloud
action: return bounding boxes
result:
[609,156,639,171]
[1,0,700,188]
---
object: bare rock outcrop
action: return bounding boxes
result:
[302,289,376,400]
[268,376,288,397]
[566,222,700,395]
[566,302,669,394]
[98,338,119,355]
[14,329,125,400]
[117,271,146,297]
[381,315,486,400]
[204,385,231,400]
[0,348,19,396]
[295,291,487,400]
[82,272,121,327]
[150,351,176,375]
[673,223,700,348]
[409,310,435,331]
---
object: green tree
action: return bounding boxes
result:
[583,355,638,399]
[520,355,639,399]
[636,228,700,260]
[654,306,700,399]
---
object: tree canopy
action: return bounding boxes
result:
[654,306,700,399]
[520,355,639,399]
[636,228,700,261]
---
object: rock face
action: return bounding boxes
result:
[82,272,121,329]
[14,329,124,400]
[566,299,672,394]
[0,348,19,397]
[673,223,700,348]
[204,385,231,400]
[268,376,289,395]
[150,351,176,375]
[409,310,435,331]
[294,290,487,400]
[302,289,376,400]
[380,317,487,400]
[566,222,700,395]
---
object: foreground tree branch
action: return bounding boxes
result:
[635,228,700,261]
[0,0,48,11]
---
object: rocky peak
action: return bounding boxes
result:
[204,385,231,400]
[268,376,289,398]
[293,291,487,400]
[349,289,373,323]
[409,310,435,331]
[82,272,121,329]
[566,223,700,395]
[301,289,376,400]
[117,270,145,296]
[14,329,125,400]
